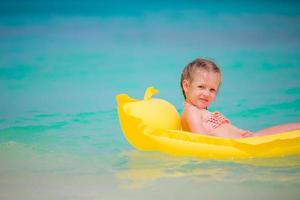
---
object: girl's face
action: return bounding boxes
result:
[182,69,221,109]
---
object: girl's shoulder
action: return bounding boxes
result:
[183,103,209,120]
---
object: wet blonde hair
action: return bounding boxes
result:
[180,58,221,99]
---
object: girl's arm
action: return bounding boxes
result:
[182,106,209,135]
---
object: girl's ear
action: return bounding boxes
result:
[182,79,189,93]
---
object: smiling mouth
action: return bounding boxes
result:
[199,98,208,102]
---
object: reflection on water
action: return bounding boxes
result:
[116,150,300,189]
[1,137,300,199]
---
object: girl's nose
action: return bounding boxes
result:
[202,89,210,97]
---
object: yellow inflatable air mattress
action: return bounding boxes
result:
[116,87,300,160]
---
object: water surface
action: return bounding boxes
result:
[1,0,300,199]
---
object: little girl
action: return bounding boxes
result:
[180,58,300,138]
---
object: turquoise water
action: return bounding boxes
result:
[1,1,300,199]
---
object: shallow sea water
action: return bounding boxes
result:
[1,1,300,199]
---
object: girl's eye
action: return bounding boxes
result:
[210,88,216,93]
[198,85,204,89]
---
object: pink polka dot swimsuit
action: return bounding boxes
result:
[183,102,252,138]
[206,111,230,131]
[205,111,252,137]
